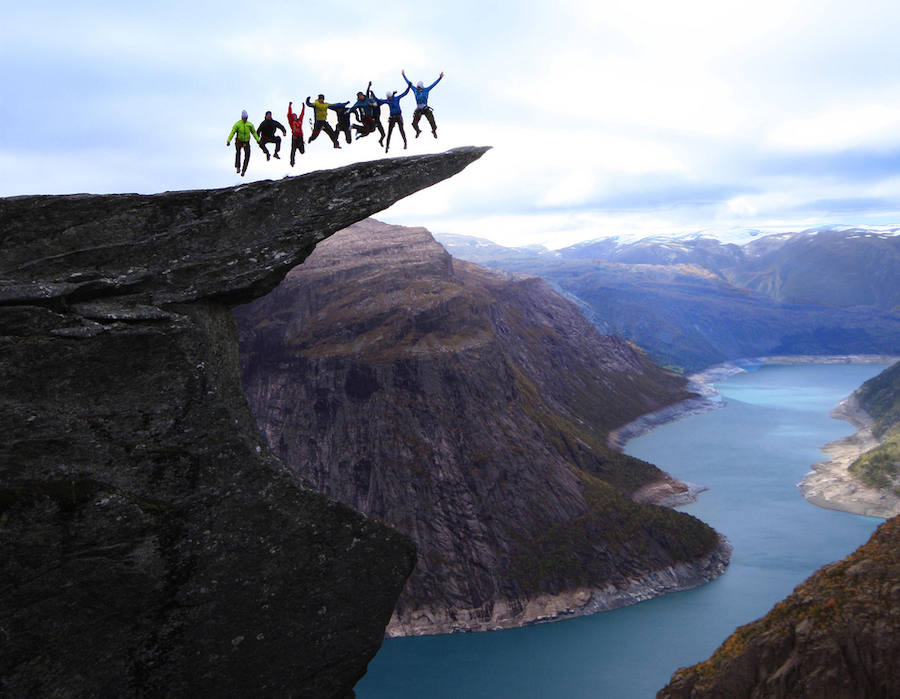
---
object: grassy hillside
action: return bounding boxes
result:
[849,361,900,494]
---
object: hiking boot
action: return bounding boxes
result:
[414,129,421,138]
[265,152,271,161]
[273,153,280,159]
[432,130,437,138]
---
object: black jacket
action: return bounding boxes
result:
[257,117,286,139]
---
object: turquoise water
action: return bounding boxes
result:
[356,363,887,698]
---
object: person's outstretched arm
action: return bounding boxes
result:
[427,72,444,91]
[402,69,412,88]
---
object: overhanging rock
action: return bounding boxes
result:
[0,147,488,697]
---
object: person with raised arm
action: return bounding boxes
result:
[402,70,444,139]
[350,81,385,145]
[286,101,306,166]
[373,83,411,154]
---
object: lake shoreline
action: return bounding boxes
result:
[610,354,900,509]
[798,393,900,519]
[385,535,732,637]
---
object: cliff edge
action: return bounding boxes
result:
[0,148,487,697]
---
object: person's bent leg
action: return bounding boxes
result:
[324,123,340,148]
[425,108,437,137]
[273,135,281,158]
[412,110,422,137]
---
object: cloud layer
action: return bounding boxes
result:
[4,0,900,246]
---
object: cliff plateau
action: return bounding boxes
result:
[0,147,487,697]
[235,220,730,636]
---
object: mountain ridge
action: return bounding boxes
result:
[235,219,730,635]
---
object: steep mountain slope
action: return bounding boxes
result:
[658,515,900,699]
[731,229,900,309]
[438,231,900,373]
[235,220,730,635]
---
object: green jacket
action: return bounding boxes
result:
[227,119,260,144]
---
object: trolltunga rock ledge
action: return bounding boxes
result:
[0,147,488,698]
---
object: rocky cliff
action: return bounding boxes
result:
[0,147,487,697]
[658,515,900,699]
[235,220,730,636]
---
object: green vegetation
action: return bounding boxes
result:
[667,516,899,694]
[849,361,900,494]
[509,470,719,596]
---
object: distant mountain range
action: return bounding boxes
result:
[437,228,900,373]
[235,220,729,635]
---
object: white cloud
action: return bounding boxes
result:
[5,0,900,246]
[767,103,900,152]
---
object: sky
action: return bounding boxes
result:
[5,0,900,249]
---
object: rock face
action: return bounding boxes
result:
[658,515,900,699]
[235,220,729,636]
[0,147,488,697]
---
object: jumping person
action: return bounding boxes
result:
[329,100,353,145]
[305,94,342,149]
[226,109,261,177]
[350,82,385,145]
[402,70,444,138]
[258,111,287,160]
[374,83,411,154]
[287,101,306,166]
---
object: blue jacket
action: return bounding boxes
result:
[374,85,410,116]
[404,74,442,108]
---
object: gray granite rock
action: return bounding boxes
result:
[0,147,488,697]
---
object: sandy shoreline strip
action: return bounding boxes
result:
[798,393,900,519]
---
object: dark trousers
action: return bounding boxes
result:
[309,120,340,147]
[260,134,281,155]
[385,114,406,152]
[289,135,305,165]
[354,116,386,143]
[233,140,250,175]
[336,120,352,144]
[412,107,437,136]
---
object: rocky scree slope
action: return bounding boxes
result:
[658,514,900,699]
[235,220,730,636]
[0,147,487,697]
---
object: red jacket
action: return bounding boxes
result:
[288,103,305,137]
